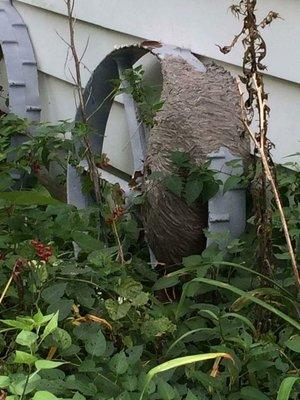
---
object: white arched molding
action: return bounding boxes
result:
[0,0,40,123]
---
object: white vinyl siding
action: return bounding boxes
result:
[10,0,300,167]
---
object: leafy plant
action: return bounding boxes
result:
[0,113,299,400]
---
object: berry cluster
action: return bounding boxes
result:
[106,206,125,225]
[31,240,53,262]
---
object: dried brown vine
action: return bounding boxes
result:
[219,0,300,290]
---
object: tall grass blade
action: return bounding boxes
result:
[276,376,299,400]
[139,352,232,400]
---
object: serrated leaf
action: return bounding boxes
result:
[105,299,131,321]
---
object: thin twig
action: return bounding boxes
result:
[237,78,300,290]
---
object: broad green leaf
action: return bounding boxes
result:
[0,191,60,205]
[73,393,87,400]
[105,299,131,321]
[166,328,215,355]
[33,310,54,326]
[32,391,59,400]
[52,327,72,350]
[0,317,35,331]
[223,175,242,193]
[0,375,10,388]
[74,324,106,357]
[276,376,300,400]
[139,352,232,400]
[185,180,203,205]
[240,386,269,400]
[47,299,73,321]
[220,313,256,333]
[153,276,180,290]
[164,175,183,197]
[9,373,41,395]
[41,311,59,341]
[157,378,176,400]
[35,360,65,370]
[41,283,67,304]
[109,351,129,375]
[72,232,103,252]
[16,330,38,347]
[284,335,300,353]
[13,350,38,365]
[187,278,300,331]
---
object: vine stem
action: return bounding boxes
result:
[237,76,300,291]
[0,274,13,305]
[112,220,125,265]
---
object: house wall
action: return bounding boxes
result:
[11,0,300,173]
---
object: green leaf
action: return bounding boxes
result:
[153,275,180,290]
[47,299,73,321]
[74,324,106,356]
[0,317,35,331]
[73,393,87,400]
[164,175,183,196]
[41,283,67,304]
[241,386,270,400]
[116,278,143,301]
[220,313,256,333]
[35,360,65,370]
[187,278,300,331]
[0,375,10,388]
[52,327,72,350]
[157,379,175,400]
[223,175,242,193]
[141,316,176,339]
[33,310,54,326]
[13,350,38,365]
[41,311,59,341]
[185,180,203,205]
[276,376,300,400]
[32,391,59,400]
[16,330,38,347]
[0,191,60,205]
[105,299,131,321]
[285,335,300,353]
[139,352,232,400]
[109,351,129,375]
[72,232,103,252]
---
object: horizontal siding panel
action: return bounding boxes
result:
[13,2,141,87]
[14,0,300,84]
[38,72,133,174]
[9,2,300,165]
